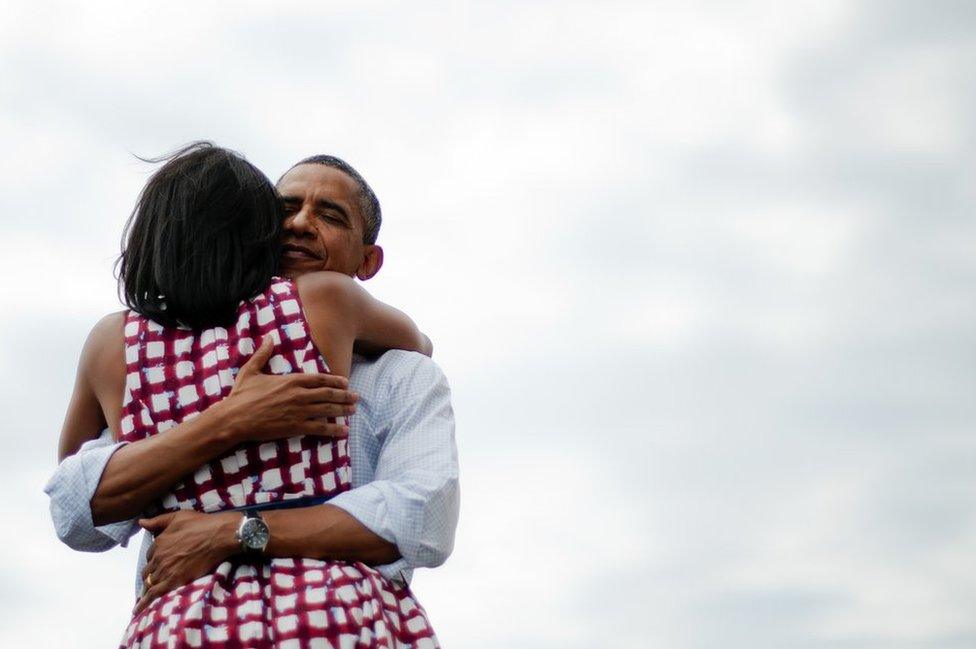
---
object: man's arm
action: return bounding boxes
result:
[90,339,355,525]
[47,339,357,546]
[323,352,459,577]
[262,352,458,576]
[136,352,459,606]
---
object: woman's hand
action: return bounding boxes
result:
[133,510,240,615]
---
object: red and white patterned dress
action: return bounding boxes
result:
[117,278,440,648]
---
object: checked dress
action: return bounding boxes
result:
[117,278,439,648]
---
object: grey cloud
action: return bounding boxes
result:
[3,0,975,647]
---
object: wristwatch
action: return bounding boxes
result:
[236,510,270,553]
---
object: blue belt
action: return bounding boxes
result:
[225,494,333,514]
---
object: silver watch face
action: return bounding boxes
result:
[240,517,270,550]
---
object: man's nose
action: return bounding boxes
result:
[284,207,314,238]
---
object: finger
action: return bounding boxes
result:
[133,593,150,615]
[142,555,160,582]
[304,402,357,419]
[239,337,274,377]
[145,539,156,562]
[138,512,177,535]
[298,386,359,405]
[133,582,170,615]
[289,373,350,390]
[133,584,160,615]
[298,421,350,438]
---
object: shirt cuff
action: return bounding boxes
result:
[327,484,413,585]
[45,439,140,549]
[374,558,413,586]
[86,441,143,546]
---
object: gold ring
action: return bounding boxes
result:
[145,572,153,587]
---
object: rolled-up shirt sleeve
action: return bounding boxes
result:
[44,430,141,551]
[329,354,460,584]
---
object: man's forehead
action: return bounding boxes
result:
[277,164,357,199]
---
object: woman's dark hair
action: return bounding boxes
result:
[116,141,282,330]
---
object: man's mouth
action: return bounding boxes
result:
[282,243,323,261]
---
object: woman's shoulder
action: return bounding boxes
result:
[82,310,129,360]
[86,310,127,345]
[293,271,360,310]
[294,271,357,295]
[80,310,127,373]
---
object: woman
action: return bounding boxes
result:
[59,142,440,648]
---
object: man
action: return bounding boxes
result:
[45,154,459,617]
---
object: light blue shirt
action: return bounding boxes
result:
[45,351,460,597]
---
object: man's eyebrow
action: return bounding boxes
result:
[279,194,302,203]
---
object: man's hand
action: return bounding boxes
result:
[219,337,358,443]
[90,338,359,527]
[133,510,240,615]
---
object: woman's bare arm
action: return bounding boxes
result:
[59,312,126,461]
[296,271,432,378]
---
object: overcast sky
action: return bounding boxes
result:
[1,1,974,647]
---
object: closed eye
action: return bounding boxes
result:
[319,211,348,226]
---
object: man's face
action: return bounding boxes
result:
[276,164,381,279]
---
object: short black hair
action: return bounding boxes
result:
[116,141,283,330]
[285,155,382,244]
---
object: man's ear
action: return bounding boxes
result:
[356,245,384,281]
